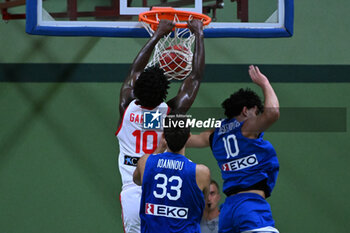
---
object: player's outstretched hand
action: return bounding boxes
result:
[155,20,175,37]
[248,65,270,88]
[187,19,203,34]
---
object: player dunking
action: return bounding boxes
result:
[133,116,211,233]
[187,65,280,233]
[116,20,205,233]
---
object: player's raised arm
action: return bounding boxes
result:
[242,65,280,136]
[153,134,167,154]
[118,20,175,121]
[186,129,214,148]
[166,19,205,114]
[196,164,211,203]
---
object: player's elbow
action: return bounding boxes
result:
[265,108,280,123]
[186,134,209,148]
[188,66,204,82]
[133,177,141,186]
[185,137,198,148]
[133,171,141,186]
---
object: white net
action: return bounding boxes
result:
[141,14,195,80]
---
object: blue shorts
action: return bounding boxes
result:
[219,193,277,233]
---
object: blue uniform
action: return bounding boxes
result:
[140,152,205,233]
[211,118,279,233]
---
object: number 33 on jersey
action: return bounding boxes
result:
[140,152,204,227]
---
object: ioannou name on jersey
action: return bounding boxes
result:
[157,159,184,170]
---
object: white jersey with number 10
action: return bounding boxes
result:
[116,99,170,190]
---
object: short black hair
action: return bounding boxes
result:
[222,88,263,119]
[163,115,190,153]
[134,66,170,108]
[210,179,220,192]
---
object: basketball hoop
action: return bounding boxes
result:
[139,7,211,80]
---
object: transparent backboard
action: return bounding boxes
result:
[26,0,293,38]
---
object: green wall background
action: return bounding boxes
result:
[1,0,350,232]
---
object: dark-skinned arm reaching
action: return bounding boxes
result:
[117,20,175,126]
[166,19,205,114]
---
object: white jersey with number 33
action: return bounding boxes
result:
[116,100,170,190]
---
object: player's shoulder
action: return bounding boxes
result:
[158,101,168,108]
[240,117,263,139]
[126,99,139,109]
[195,164,211,191]
[157,102,170,114]
[196,164,210,177]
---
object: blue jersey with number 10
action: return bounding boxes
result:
[211,118,279,197]
[140,152,204,233]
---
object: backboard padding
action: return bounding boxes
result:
[26,0,294,38]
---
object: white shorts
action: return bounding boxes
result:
[120,185,142,233]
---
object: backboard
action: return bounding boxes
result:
[26,0,293,38]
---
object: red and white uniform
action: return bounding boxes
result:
[116,99,169,233]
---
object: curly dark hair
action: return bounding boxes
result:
[163,115,190,153]
[222,88,264,119]
[134,66,170,108]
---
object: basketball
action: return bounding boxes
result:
[159,45,192,80]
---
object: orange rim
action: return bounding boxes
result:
[139,7,211,29]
